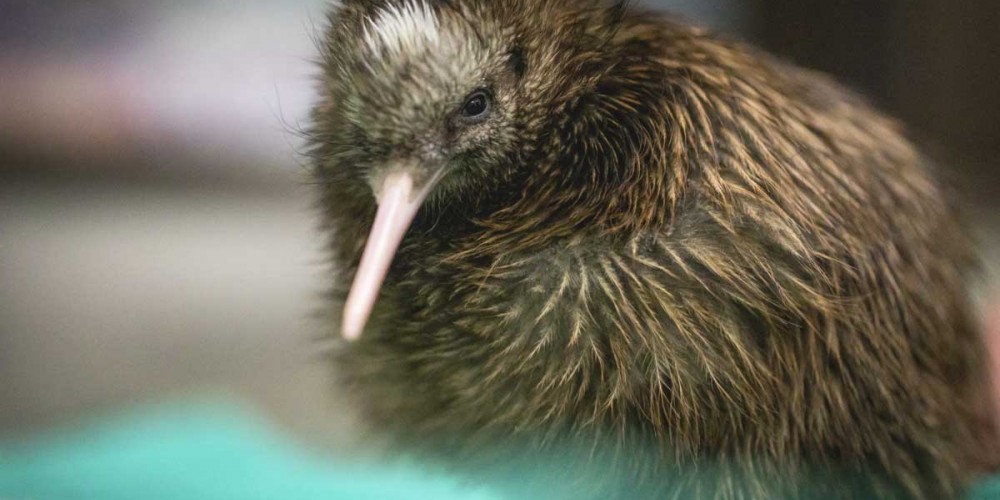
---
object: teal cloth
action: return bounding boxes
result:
[1,401,999,500]
[0,401,501,500]
[973,478,1000,500]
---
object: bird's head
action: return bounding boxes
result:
[316,0,636,339]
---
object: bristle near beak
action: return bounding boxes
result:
[341,165,447,341]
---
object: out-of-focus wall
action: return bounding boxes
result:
[750,1,1000,204]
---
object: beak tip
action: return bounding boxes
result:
[341,315,365,342]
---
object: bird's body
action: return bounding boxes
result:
[310,1,997,497]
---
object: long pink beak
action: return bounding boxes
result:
[341,166,447,341]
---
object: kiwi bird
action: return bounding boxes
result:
[309,0,998,497]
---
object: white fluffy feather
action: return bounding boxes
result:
[363,0,440,56]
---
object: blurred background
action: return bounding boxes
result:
[2,0,999,450]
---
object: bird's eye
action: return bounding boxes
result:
[460,91,491,122]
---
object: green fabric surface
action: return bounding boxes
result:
[971,478,1000,500]
[0,401,501,500]
[1,400,998,499]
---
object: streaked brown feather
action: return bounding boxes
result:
[312,1,998,497]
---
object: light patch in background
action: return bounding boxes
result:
[0,0,331,181]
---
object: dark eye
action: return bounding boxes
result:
[460,91,491,121]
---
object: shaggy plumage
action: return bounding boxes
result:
[309,1,998,497]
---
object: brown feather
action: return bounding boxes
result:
[310,1,998,497]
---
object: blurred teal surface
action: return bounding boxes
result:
[1,401,998,500]
[972,478,1000,500]
[0,401,501,500]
